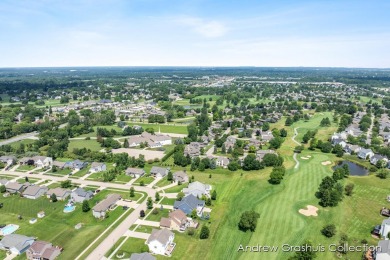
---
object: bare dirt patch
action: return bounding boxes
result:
[299,205,319,217]
[321,161,332,166]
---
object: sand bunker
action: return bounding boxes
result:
[299,205,319,217]
[307,155,312,158]
[321,161,332,165]
[301,157,309,160]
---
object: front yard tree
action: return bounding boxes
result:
[167,171,173,181]
[211,190,217,200]
[238,210,260,232]
[0,185,6,193]
[191,209,198,219]
[146,197,153,209]
[50,193,57,202]
[60,180,72,188]
[82,200,90,212]
[155,192,160,202]
[140,210,145,218]
[345,183,354,196]
[176,192,185,201]
[200,225,210,239]
[129,187,135,197]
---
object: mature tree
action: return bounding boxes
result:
[60,180,72,188]
[200,225,210,239]
[285,117,293,126]
[155,192,160,202]
[211,190,217,200]
[269,166,286,184]
[238,210,260,232]
[129,187,135,197]
[0,185,6,193]
[321,224,336,238]
[123,139,129,148]
[377,169,389,179]
[345,183,354,196]
[146,197,153,209]
[50,193,57,202]
[82,200,90,212]
[167,171,173,181]
[269,137,284,149]
[280,128,288,137]
[228,161,240,171]
[177,192,185,201]
[140,210,145,218]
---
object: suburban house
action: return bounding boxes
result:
[5,182,25,194]
[46,188,71,201]
[343,144,361,154]
[182,181,212,197]
[125,167,145,178]
[64,160,88,171]
[159,209,195,231]
[26,240,62,260]
[19,156,53,168]
[184,142,204,157]
[92,193,121,218]
[22,185,48,200]
[174,194,205,216]
[215,157,229,168]
[130,252,156,260]
[173,171,189,183]
[0,156,16,167]
[380,218,390,239]
[126,132,172,148]
[376,240,390,260]
[0,234,35,255]
[150,166,169,178]
[89,162,107,173]
[331,138,347,148]
[52,161,66,169]
[0,178,10,186]
[256,150,277,162]
[370,155,388,166]
[146,228,176,256]
[357,148,375,160]
[71,188,94,203]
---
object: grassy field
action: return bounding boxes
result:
[126,122,188,135]
[0,192,128,260]
[68,139,102,152]
[9,139,36,149]
[145,208,170,221]
[108,237,149,259]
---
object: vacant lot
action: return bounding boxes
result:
[112,148,165,160]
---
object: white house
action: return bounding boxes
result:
[376,240,390,260]
[89,162,106,173]
[182,181,211,197]
[32,156,53,168]
[380,218,390,239]
[146,229,175,256]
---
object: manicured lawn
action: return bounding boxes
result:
[72,166,90,177]
[155,177,173,187]
[109,238,149,260]
[16,165,36,172]
[0,194,128,260]
[68,139,102,152]
[134,176,154,186]
[135,225,156,234]
[114,173,132,183]
[145,208,170,221]
[126,122,188,134]
[160,197,176,205]
[46,168,72,176]
[164,184,185,193]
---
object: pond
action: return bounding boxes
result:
[333,161,369,176]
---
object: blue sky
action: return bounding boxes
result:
[0,0,389,67]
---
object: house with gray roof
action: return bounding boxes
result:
[174,194,205,216]
[146,228,175,256]
[92,193,121,218]
[173,171,189,183]
[0,234,35,255]
[376,240,390,260]
[89,162,106,173]
[125,167,145,178]
[0,156,16,167]
[130,252,156,260]
[64,160,88,171]
[182,181,211,197]
[5,182,25,194]
[26,240,61,260]
[46,187,71,201]
[0,179,10,186]
[370,154,388,166]
[71,188,94,203]
[357,148,374,160]
[150,166,169,178]
[23,185,48,199]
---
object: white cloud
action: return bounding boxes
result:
[178,16,228,38]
